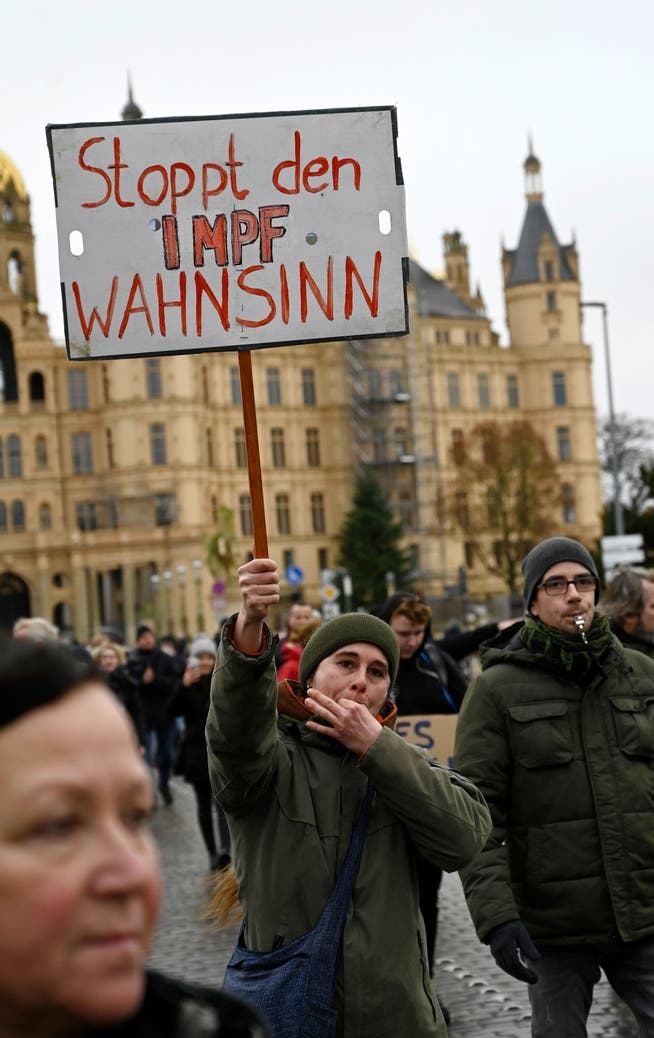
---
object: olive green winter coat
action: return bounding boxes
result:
[455,622,654,947]
[206,618,492,1038]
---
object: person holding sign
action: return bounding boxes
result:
[206,558,491,1038]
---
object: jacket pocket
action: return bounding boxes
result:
[609,696,654,759]
[508,701,573,767]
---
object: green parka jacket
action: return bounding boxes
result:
[454,621,654,947]
[206,618,492,1038]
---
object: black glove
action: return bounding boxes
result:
[488,920,540,984]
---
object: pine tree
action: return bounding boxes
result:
[337,470,413,607]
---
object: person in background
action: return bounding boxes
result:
[160,634,188,678]
[206,557,491,1038]
[93,641,147,751]
[127,624,177,806]
[602,566,654,660]
[273,601,314,668]
[14,615,92,662]
[0,638,270,1038]
[13,615,59,641]
[170,636,231,873]
[276,615,322,682]
[455,537,654,1037]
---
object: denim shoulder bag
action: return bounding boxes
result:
[222,784,373,1038]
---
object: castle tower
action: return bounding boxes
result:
[0,152,40,317]
[500,143,600,548]
[501,143,580,347]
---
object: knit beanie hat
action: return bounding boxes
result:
[189,635,217,658]
[522,537,600,610]
[299,613,400,686]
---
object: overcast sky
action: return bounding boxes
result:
[4,0,653,423]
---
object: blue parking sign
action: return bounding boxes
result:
[285,565,304,587]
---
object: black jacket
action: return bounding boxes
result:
[395,637,468,715]
[127,646,177,729]
[610,622,654,660]
[169,673,212,783]
[373,591,498,716]
[105,664,147,747]
[94,969,270,1036]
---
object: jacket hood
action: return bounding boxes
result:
[479,619,527,670]
[276,678,397,730]
[372,590,425,625]
[371,591,434,659]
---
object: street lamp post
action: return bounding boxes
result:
[162,570,173,633]
[192,559,205,634]
[149,573,161,631]
[176,564,188,638]
[581,301,625,536]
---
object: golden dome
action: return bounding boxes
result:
[0,150,28,200]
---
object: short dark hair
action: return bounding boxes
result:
[0,638,101,730]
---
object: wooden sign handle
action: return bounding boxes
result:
[238,349,269,558]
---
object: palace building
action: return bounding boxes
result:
[0,118,601,640]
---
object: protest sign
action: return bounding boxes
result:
[46,107,409,361]
[395,714,458,768]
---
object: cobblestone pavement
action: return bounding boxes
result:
[149,777,638,1036]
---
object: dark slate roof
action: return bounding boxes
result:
[507,200,575,285]
[409,259,482,319]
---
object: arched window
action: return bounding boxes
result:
[11,500,24,531]
[7,252,22,295]
[29,371,45,403]
[35,435,48,469]
[39,503,52,530]
[7,435,21,477]
[0,322,18,402]
[0,501,6,532]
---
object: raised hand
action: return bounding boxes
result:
[233,558,280,654]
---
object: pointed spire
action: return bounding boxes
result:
[121,75,143,121]
[523,135,543,202]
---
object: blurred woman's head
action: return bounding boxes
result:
[0,640,160,1036]
[93,641,126,673]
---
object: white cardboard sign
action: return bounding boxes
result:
[46,106,409,361]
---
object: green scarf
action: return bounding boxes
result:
[519,612,615,674]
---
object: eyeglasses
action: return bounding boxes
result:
[536,575,597,596]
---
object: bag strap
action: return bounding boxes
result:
[306,783,373,993]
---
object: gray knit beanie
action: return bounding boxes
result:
[189,635,217,658]
[299,613,400,686]
[522,537,600,610]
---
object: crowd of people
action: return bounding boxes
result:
[4,541,654,1037]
